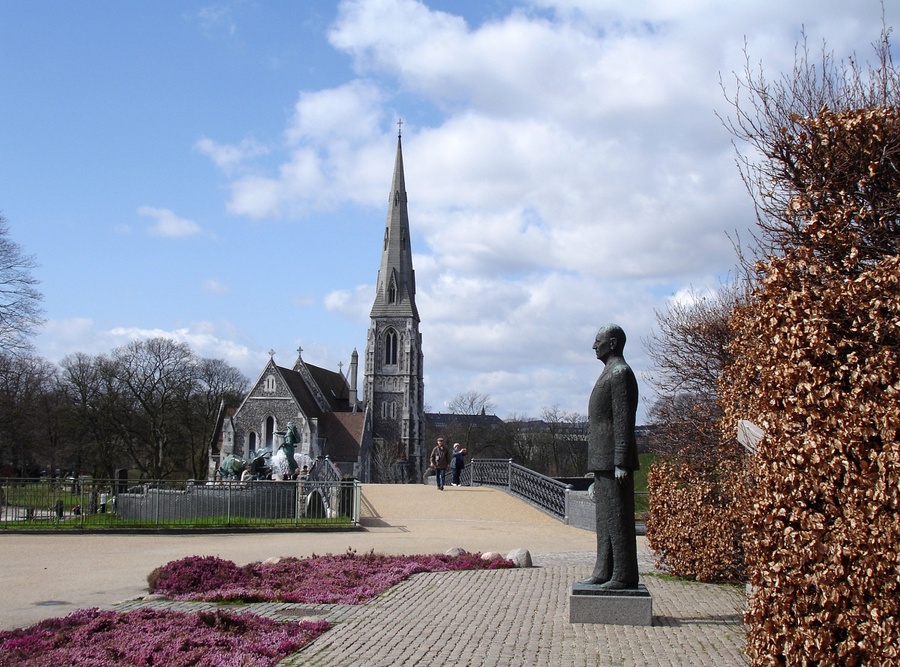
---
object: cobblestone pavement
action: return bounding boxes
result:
[7,484,748,665]
[112,550,748,667]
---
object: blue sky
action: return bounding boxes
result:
[1,0,896,423]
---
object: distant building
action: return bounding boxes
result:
[425,411,506,459]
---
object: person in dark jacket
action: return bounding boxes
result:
[429,438,450,490]
[450,442,467,486]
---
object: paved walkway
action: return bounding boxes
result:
[0,484,748,665]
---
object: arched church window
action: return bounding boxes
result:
[265,417,275,451]
[388,280,397,304]
[264,375,276,393]
[248,432,257,453]
[384,329,398,366]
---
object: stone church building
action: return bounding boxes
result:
[210,131,426,482]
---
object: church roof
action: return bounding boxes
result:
[426,412,505,430]
[275,365,326,418]
[319,411,368,462]
[305,363,351,411]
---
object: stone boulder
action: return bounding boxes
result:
[505,547,533,568]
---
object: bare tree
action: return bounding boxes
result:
[0,353,56,475]
[446,390,496,456]
[538,405,587,477]
[447,390,495,416]
[59,352,126,477]
[643,283,745,458]
[0,217,43,355]
[181,357,248,479]
[370,437,405,483]
[107,338,198,479]
[492,413,540,467]
[721,26,900,265]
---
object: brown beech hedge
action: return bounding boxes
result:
[646,453,746,583]
[721,107,900,666]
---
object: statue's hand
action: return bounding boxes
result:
[615,466,629,482]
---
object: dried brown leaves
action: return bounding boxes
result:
[721,107,900,666]
[646,454,747,583]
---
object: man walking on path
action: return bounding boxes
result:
[430,438,450,490]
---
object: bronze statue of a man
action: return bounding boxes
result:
[580,324,640,589]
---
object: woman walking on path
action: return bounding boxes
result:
[451,443,467,486]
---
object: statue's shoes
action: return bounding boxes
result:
[597,580,638,590]
[577,575,610,585]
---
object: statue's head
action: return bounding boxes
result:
[594,324,626,361]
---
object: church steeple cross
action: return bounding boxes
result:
[397,118,403,137]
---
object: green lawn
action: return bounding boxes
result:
[634,453,658,517]
[1,512,354,530]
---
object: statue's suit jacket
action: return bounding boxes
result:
[587,358,639,472]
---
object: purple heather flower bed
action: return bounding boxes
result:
[0,607,330,667]
[148,550,515,604]
[0,551,511,665]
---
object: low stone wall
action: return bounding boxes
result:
[567,490,595,531]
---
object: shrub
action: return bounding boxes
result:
[0,607,330,666]
[149,550,514,605]
[721,106,900,665]
[646,454,746,582]
[147,555,250,596]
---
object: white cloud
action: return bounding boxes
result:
[285,80,384,145]
[324,284,374,321]
[138,206,202,237]
[183,0,896,421]
[194,136,269,174]
[194,4,238,38]
[203,279,230,295]
[37,318,265,380]
[222,82,390,218]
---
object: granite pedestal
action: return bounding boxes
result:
[569,582,653,625]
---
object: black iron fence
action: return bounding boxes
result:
[0,477,361,530]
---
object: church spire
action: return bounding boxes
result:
[363,128,426,481]
[370,129,418,320]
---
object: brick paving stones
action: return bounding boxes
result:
[111,551,747,667]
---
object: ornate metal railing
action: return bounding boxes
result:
[466,459,572,522]
[0,477,361,530]
[509,462,571,518]
[467,458,512,487]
